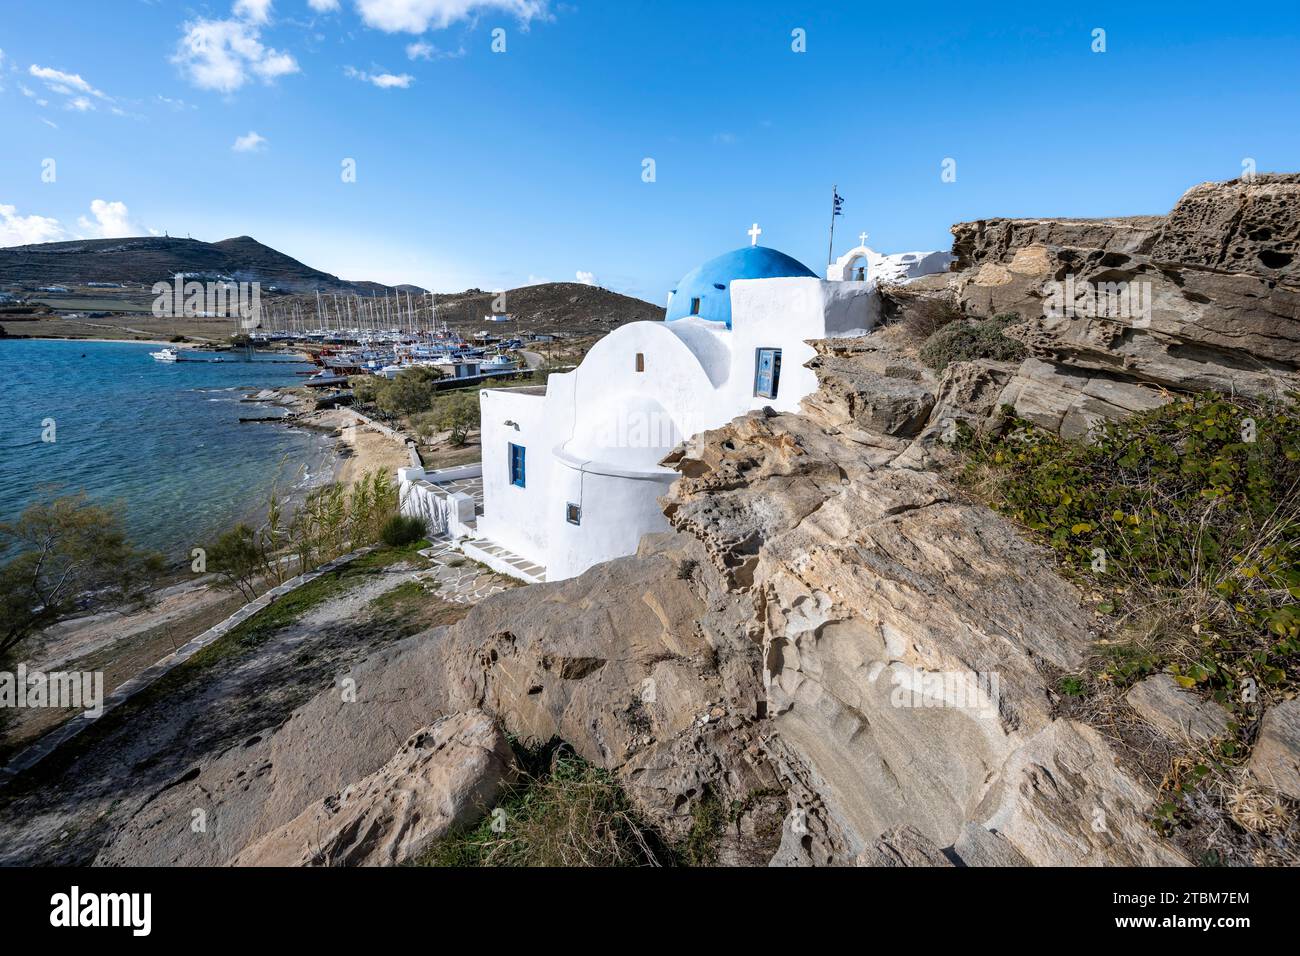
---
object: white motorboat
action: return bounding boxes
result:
[150,347,179,362]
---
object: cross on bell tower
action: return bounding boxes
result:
[859,231,869,246]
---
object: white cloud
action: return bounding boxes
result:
[29,65,108,99]
[355,0,549,34]
[78,200,141,239]
[155,94,197,111]
[173,16,300,93]
[21,85,52,107]
[307,0,341,10]
[233,0,274,23]
[0,203,67,247]
[28,64,116,112]
[233,130,268,151]
[344,66,414,88]
[405,40,465,60]
[0,200,145,246]
[575,271,597,286]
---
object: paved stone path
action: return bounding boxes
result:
[417,537,518,603]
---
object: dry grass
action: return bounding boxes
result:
[417,744,671,867]
[880,282,962,343]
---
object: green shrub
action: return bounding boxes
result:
[418,744,668,867]
[350,368,448,416]
[962,393,1300,707]
[349,375,380,405]
[919,314,1027,373]
[380,513,427,547]
[408,410,440,441]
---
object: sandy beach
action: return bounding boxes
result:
[267,391,415,487]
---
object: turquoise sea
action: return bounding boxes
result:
[0,339,333,566]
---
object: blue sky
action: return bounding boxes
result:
[1,0,1298,302]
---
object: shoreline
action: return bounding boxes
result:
[10,337,310,359]
[2,388,412,754]
[245,388,415,488]
[3,335,197,347]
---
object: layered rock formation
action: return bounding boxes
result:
[660,405,1187,865]
[890,175,1300,436]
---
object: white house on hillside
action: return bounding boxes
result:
[400,234,951,583]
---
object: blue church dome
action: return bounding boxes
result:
[666,246,818,329]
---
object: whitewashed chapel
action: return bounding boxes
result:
[400,229,951,582]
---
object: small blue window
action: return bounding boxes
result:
[509,442,526,487]
[754,348,782,399]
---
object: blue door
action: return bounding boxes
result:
[509,442,526,488]
[754,348,782,399]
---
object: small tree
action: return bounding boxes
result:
[207,524,264,600]
[434,391,480,446]
[349,375,380,405]
[0,493,162,659]
[376,367,446,417]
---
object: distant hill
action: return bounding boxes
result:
[0,234,664,338]
[428,282,663,333]
[0,234,418,295]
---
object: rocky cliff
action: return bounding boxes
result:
[95,176,1298,867]
[893,174,1300,440]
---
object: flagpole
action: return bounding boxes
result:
[828,184,838,266]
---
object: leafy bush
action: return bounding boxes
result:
[208,523,264,599]
[889,286,962,341]
[204,470,399,599]
[349,375,380,405]
[408,410,440,441]
[961,393,1300,708]
[919,314,1027,373]
[407,392,481,446]
[349,368,448,417]
[376,367,446,416]
[380,513,427,547]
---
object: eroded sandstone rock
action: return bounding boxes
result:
[1152,174,1300,278]
[659,405,1168,863]
[939,176,1300,413]
[231,710,514,867]
[95,635,451,866]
